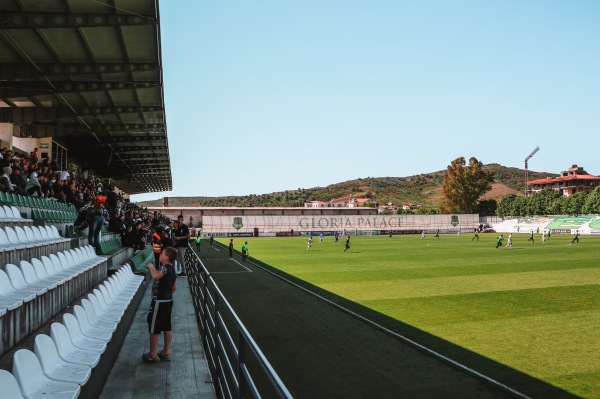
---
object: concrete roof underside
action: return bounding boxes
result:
[0,0,172,195]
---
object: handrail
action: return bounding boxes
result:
[184,248,293,399]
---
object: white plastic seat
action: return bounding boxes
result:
[87,292,123,321]
[5,226,34,248]
[23,225,41,243]
[113,270,141,292]
[9,206,22,219]
[108,276,137,298]
[72,305,114,339]
[0,269,36,303]
[31,225,45,241]
[34,334,92,385]
[92,288,127,313]
[30,257,64,286]
[82,297,121,325]
[50,224,61,237]
[20,260,58,290]
[13,349,80,399]
[50,323,101,367]
[0,227,17,251]
[98,284,130,309]
[15,226,34,245]
[41,255,72,283]
[5,263,48,295]
[0,206,8,220]
[62,313,108,353]
[0,369,25,399]
[38,225,51,240]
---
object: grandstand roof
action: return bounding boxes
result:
[0,0,171,195]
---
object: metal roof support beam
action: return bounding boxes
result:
[0,81,159,97]
[0,12,157,29]
[0,63,160,80]
[5,105,163,123]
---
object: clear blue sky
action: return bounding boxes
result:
[132,0,600,202]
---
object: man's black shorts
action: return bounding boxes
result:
[147,300,173,334]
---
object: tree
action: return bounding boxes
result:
[440,157,494,214]
[582,186,600,214]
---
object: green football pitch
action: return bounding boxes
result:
[218,233,600,398]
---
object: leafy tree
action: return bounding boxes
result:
[440,157,494,214]
[477,199,497,216]
[563,192,588,215]
[582,187,600,214]
[497,193,517,217]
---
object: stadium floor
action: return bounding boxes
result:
[196,241,549,399]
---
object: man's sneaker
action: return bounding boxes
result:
[158,350,171,361]
[142,352,160,363]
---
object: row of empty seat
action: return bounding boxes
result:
[0,266,144,398]
[0,206,29,223]
[0,191,76,213]
[0,245,108,356]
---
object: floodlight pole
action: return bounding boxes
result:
[524,146,540,196]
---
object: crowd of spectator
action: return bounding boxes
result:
[0,147,171,252]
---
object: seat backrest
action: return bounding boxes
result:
[0,269,17,296]
[56,252,71,268]
[0,227,12,246]
[73,305,94,328]
[5,264,28,290]
[14,226,30,244]
[34,334,62,374]
[23,226,37,241]
[12,349,45,397]
[30,258,49,279]
[64,251,77,267]
[4,226,20,244]
[93,288,110,307]
[50,253,67,272]
[74,247,88,261]
[87,293,106,315]
[50,322,75,354]
[63,313,86,341]
[31,226,44,241]
[0,370,25,399]
[50,225,61,237]
[9,206,22,219]
[41,255,58,275]
[20,260,42,284]
[38,225,50,239]
[0,206,7,219]
[44,225,55,238]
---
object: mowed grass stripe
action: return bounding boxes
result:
[221,234,600,398]
[318,268,600,299]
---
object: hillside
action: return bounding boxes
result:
[137,164,556,209]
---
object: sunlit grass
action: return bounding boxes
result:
[219,233,600,398]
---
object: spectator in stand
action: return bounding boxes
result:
[53,179,67,203]
[25,171,42,196]
[74,195,105,252]
[173,215,190,276]
[131,221,147,251]
[10,166,27,195]
[0,166,15,192]
[29,148,39,163]
[39,175,53,198]
[121,224,133,247]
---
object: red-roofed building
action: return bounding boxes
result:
[528,165,600,196]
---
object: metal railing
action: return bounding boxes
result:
[184,248,293,399]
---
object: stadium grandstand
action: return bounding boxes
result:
[0,2,217,398]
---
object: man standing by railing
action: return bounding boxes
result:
[174,215,190,276]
